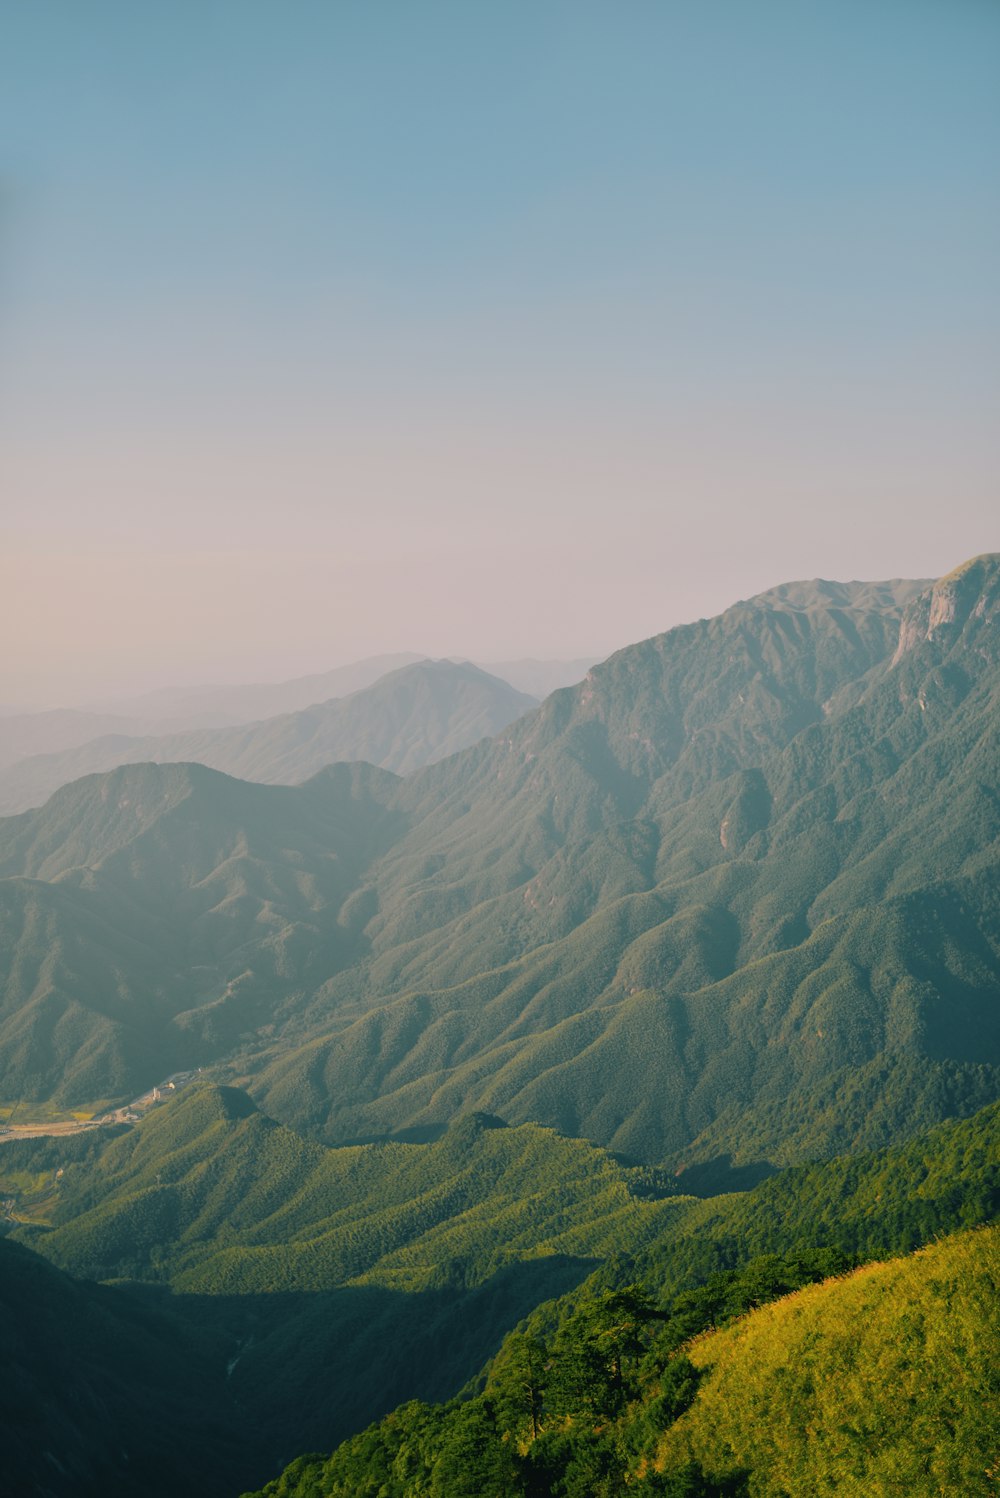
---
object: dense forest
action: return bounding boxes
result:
[3,1087,999,1495]
[2,562,997,1170]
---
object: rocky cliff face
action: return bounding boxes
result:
[892,554,1000,666]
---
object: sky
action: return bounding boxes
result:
[2,0,998,707]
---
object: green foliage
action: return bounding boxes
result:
[27,1084,1000,1302]
[245,1227,1000,1498]
[236,1087,1000,1491]
[546,1285,658,1419]
[244,1268,735,1498]
[4,562,1000,1495]
[2,565,999,1168]
[12,1084,689,1290]
[634,1100,1000,1300]
[488,1333,547,1442]
[0,1095,993,1498]
[7,1086,997,1497]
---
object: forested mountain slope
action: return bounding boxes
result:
[4,1090,998,1498]
[10,1083,690,1290]
[252,557,1000,1162]
[0,760,404,1103]
[0,660,536,813]
[248,1226,1000,1498]
[12,1084,998,1302]
[1,560,997,1169]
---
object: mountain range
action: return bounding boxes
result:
[0,654,594,795]
[0,660,538,814]
[0,653,430,766]
[2,554,999,1496]
[2,558,997,1166]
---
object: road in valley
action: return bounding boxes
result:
[0,1070,200,1144]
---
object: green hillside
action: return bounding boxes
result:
[656,1227,1000,1495]
[4,1087,997,1497]
[629,1096,1000,1295]
[1,560,998,1166]
[248,560,1000,1163]
[241,1227,1000,1498]
[0,759,403,1102]
[13,1085,999,1297]
[10,1083,690,1291]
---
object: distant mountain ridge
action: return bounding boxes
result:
[72,653,431,728]
[0,653,430,766]
[0,654,593,772]
[472,656,598,698]
[0,561,997,1171]
[0,708,145,772]
[0,660,538,813]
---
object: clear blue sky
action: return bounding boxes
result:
[2,0,998,704]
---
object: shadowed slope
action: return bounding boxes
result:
[0,761,404,1102]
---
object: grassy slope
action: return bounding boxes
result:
[4,1089,998,1497]
[657,1227,1000,1496]
[240,1227,1000,1498]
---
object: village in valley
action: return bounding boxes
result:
[0,1070,201,1143]
[0,1071,203,1230]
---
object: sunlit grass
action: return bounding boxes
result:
[657,1227,1000,1495]
[0,1166,61,1225]
[0,1099,108,1125]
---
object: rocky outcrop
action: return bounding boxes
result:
[891,554,1000,666]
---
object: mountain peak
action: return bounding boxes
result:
[892,554,1000,665]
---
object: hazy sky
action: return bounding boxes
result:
[2,1,998,707]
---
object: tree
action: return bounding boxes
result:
[428,1398,519,1498]
[488,1333,548,1442]
[550,1285,658,1420]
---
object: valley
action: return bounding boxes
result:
[2,559,998,1495]
[8,3,998,1489]
[0,1068,200,1144]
